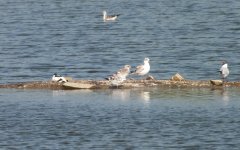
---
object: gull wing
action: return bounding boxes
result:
[135,65,144,74]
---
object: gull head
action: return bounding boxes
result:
[103,10,107,16]
[103,10,107,21]
[222,61,227,65]
[53,73,58,76]
[144,58,150,63]
[124,65,131,69]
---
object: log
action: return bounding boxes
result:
[0,79,240,90]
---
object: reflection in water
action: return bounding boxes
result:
[110,89,131,101]
[2,88,240,150]
[140,91,151,104]
[212,88,230,105]
[51,88,232,107]
[221,89,229,105]
[52,89,93,97]
[52,90,67,97]
[108,89,151,105]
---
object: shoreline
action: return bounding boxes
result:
[0,79,239,90]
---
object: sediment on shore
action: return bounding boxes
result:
[0,79,239,90]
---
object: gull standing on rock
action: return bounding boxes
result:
[105,65,131,86]
[131,58,150,77]
[52,73,67,83]
[103,10,120,22]
[219,61,229,82]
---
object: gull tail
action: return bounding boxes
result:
[105,76,114,80]
[130,70,136,75]
[57,78,67,83]
[105,78,109,81]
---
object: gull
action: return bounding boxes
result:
[117,65,131,81]
[109,72,125,87]
[103,10,120,21]
[105,65,131,86]
[52,73,67,83]
[219,61,229,82]
[131,58,150,76]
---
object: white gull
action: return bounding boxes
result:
[103,10,120,21]
[52,73,67,83]
[131,58,150,76]
[219,61,229,81]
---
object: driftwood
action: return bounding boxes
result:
[0,79,240,90]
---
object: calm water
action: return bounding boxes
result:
[1,88,240,149]
[0,0,240,83]
[1,0,240,149]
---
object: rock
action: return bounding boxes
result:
[171,73,184,81]
[146,75,155,80]
[63,82,94,89]
[65,77,73,82]
[210,80,223,86]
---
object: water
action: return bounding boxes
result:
[0,0,240,149]
[1,88,240,149]
[0,0,240,83]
